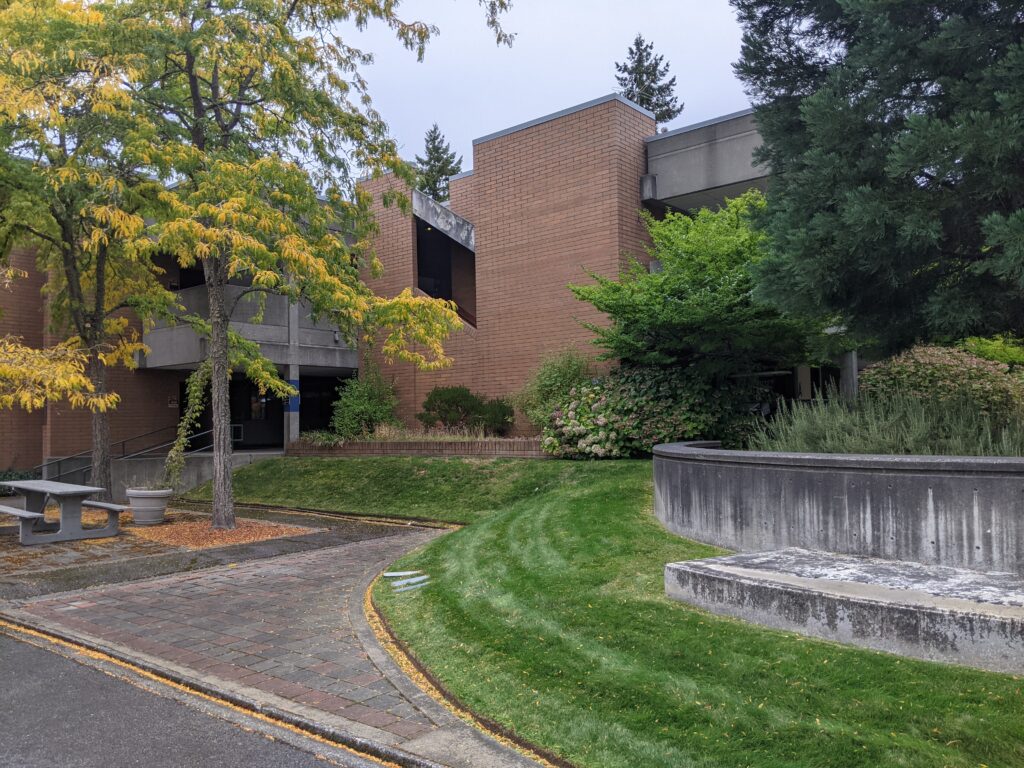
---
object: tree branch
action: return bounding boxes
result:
[227,285,280,317]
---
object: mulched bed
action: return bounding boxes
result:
[40,507,321,550]
[131,514,320,549]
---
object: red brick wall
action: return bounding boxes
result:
[0,246,46,468]
[43,367,184,458]
[287,437,544,459]
[448,174,478,222]
[363,98,655,429]
[2,245,184,464]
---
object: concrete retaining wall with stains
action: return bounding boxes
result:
[654,441,1024,575]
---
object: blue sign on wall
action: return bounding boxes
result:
[285,379,300,413]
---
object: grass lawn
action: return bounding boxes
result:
[371,459,1024,768]
[185,456,571,524]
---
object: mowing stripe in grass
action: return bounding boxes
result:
[365,577,571,768]
[373,460,1024,768]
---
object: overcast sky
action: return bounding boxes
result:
[347,1,751,167]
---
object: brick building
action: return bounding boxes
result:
[1,94,767,472]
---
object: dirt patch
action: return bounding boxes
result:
[129,515,321,550]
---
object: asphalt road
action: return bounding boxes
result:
[0,633,384,768]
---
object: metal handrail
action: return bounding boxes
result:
[33,424,180,477]
[118,425,243,461]
[43,424,244,483]
[33,446,93,474]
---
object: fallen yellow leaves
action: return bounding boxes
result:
[129,515,320,550]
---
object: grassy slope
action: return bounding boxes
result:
[185,457,569,524]
[374,460,1024,768]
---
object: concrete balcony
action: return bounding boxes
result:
[643,109,770,211]
[140,285,358,373]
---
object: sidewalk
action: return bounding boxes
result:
[2,530,541,768]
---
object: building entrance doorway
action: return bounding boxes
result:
[184,376,285,449]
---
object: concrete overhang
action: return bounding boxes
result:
[139,323,359,373]
[412,189,475,252]
[139,284,358,373]
[644,108,769,211]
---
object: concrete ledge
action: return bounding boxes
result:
[665,550,1024,674]
[653,441,1024,575]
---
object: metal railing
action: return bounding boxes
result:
[38,424,244,484]
[34,425,179,481]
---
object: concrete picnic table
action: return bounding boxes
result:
[0,480,123,545]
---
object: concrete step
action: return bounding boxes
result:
[665,548,1024,674]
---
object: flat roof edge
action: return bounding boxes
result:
[449,169,474,182]
[645,107,755,143]
[473,94,655,146]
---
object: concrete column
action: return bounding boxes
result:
[840,350,859,401]
[795,366,812,400]
[283,302,301,445]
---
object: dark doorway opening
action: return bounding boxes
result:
[185,376,284,449]
[300,375,350,432]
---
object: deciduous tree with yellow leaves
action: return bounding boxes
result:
[0,0,175,494]
[2,0,509,526]
[0,335,120,413]
[104,0,511,528]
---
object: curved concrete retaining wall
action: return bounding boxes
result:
[654,442,1024,576]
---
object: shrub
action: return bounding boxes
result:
[961,336,1024,370]
[542,367,757,459]
[513,350,593,429]
[417,386,514,436]
[859,345,1024,421]
[569,191,813,378]
[299,430,346,448]
[479,397,514,436]
[330,364,399,440]
[750,389,1024,456]
[0,468,37,496]
[417,386,483,430]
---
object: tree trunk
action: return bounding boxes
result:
[207,276,235,529]
[88,355,112,499]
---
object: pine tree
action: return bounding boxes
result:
[615,34,683,125]
[732,0,1024,352]
[416,124,463,202]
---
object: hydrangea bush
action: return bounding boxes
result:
[542,367,756,458]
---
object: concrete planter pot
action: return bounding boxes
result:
[126,488,174,526]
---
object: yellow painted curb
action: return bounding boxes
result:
[364,577,570,768]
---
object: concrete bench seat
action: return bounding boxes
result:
[82,500,128,513]
[0,503,50,545]
[0,504,44,520]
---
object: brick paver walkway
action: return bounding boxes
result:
[4,530,538,768]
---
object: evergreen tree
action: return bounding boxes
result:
[732,0,1024,352]
[615,34,683,125]
[416,124,463,201]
